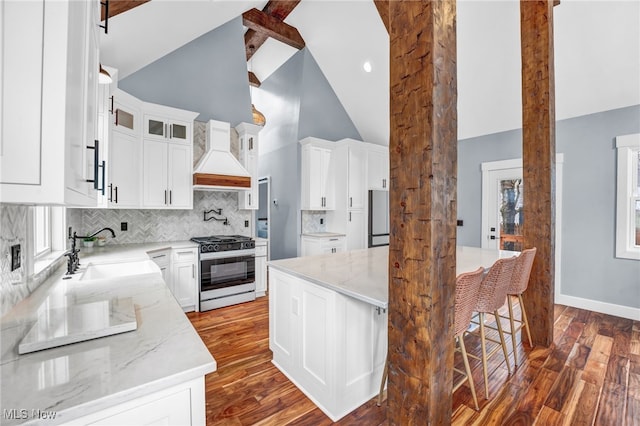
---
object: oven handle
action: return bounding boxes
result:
[199,248,256,260]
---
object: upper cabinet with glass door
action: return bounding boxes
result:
[143,104,193,144]
[112,89,141,137]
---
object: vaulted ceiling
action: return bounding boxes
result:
[100,0,639,145]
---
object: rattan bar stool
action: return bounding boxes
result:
[377,267,486,410]
[501,247,537,366]
[467,256,517,399]
[453,267,485,410]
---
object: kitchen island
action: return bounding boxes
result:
[267,245,518,421]
[0,242,216,425]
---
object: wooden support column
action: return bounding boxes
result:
[388,1,457,424]
[520,0,556,347]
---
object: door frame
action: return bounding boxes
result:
[481,154,564,301]
[255,176,271,260]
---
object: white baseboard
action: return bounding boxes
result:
[555,293,640,321]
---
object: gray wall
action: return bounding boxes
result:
[257,49,361,260]
[119,17,252,125]
[457,104,640,309]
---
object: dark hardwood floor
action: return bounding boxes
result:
[187,296,640,425]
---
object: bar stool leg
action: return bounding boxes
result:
[377,353,388,406]
[494,309,512,375]
[507,296,519,366]
[458,336,479,410]
[519,294,533,346]
[479,313,490,399]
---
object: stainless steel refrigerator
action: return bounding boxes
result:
[368,190,389,247]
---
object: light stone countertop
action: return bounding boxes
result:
[268,245,520,310]
[301,232,346,238]
[0,241,216,425]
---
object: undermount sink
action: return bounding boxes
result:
[80,259,159,281]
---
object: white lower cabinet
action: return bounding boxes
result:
[171,248,198,312]
[255,242,268,297]
[148,247,197,312]
[148,249,171,283]
[300,235,346,257]
[62,377,205,426]
[269,269,387,421]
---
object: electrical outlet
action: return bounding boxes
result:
[121,222,128,231]
[10,244,21,271]
[244,220,249,228]
[320,218,324,225]
[457,219,463,226]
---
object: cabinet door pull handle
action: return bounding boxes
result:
[192,264,195,278]
[169,124,173,139]
[114,186,118,204]
[249,137,253,150]
[99,160,106,195]
[349,197,352,208]
[169,190,172,205]
[152,254,166,259]
[108,183,113,202]
[109,96,114,114]
[248,193,251,206]
[85,141,99,189]
[164,190,167,205]
[100,0,109,34]
[349,212,352,222]
[115,109,119,126]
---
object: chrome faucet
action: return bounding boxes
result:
[65,228,117,274]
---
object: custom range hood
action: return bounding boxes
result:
[193,119,251,191]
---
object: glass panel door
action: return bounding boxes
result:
[499,178,524,251]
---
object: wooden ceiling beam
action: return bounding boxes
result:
[245,1,301,61]
[248,72,261,88]
[373,0,389,34]
[242,8,305,52]
[101,0,150,21]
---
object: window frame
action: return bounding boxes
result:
[33,205,52,259]
[615,133,640,260]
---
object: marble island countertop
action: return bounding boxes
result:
[268,245,520,310]
[0,241,215,425]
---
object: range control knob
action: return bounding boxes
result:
[206,244,215,252]
[213,244,220,252]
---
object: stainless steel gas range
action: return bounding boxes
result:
[190,235,256,311]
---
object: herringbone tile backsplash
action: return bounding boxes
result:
[68,191,251,244]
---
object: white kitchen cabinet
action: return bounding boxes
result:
[95,70,118,208]
[255,242,268,297]
[367,147,389,190]
[112,90,140,137]
[148,249,171,284]
[143,141,193,209]
[327,140,368,251]
[109,131,141,208]
[300,138,336,210]
[62,377,205,426]
[301,234,346,257]
[143,114,191,144]
[345,210,366,251]
[171,248,198,312]
[269,269,387,421]
[0,0,100,206]
[236,123,261,210]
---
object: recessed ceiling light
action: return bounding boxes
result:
[363,61,372,73]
